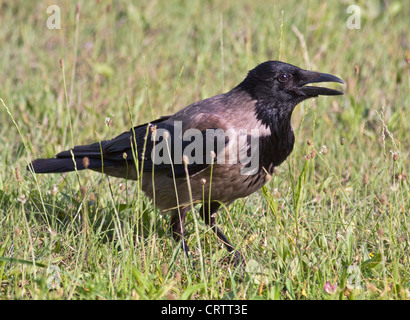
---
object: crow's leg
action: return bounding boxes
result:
[200,202,245,265]
[170,207,192,259]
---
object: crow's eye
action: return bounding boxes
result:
[277,73,291,83]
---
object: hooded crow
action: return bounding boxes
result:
[29,61,344,264]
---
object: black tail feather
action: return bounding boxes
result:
[27,139,119,174]
[28,158,87,173]
[55,141,104,158]
[27,156,120,174]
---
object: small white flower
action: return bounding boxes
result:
[17,194,27,204]
[50,184,58,196]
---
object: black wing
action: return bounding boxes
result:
[29,115,227,179]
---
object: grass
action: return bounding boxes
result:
[0,0,409,300]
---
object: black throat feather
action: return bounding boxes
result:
[255,99,295,171]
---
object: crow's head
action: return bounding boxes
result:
[239,61,344,117]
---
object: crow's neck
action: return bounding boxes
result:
[255,100,295,172]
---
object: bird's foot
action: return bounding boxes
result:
[220,250,246,267]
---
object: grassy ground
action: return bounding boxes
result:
[0,0,408,300]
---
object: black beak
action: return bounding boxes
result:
[298,70,345,97]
